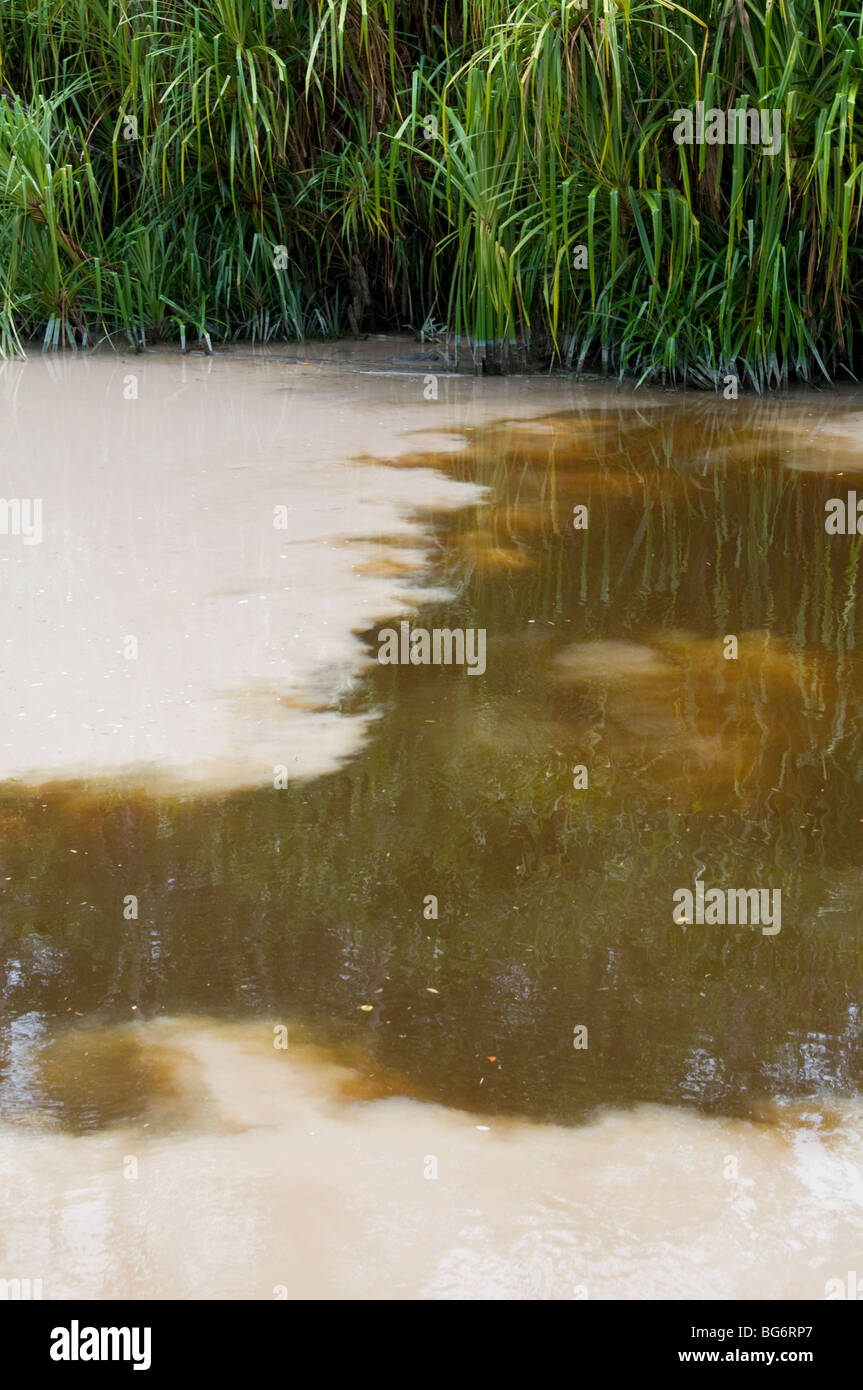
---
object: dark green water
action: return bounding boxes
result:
[3,400,863,1131]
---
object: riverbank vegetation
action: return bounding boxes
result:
[0,1,861,385]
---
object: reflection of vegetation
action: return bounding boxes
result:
[2,404,863,1126]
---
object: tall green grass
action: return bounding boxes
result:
[0,0,861,385]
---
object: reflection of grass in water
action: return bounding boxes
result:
[2,405,863,1125]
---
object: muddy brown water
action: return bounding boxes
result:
[2,346,863,1297]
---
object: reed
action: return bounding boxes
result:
[0,1,861,384]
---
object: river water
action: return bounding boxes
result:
[1,343,863,1299]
